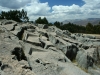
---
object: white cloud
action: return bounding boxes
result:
[49,0,100,22]
[0,0,100,22]
[80,0,100,18]
[52,4,81,14]
[24,1,50,15]
[23,0,51,21]
[82,0,100,9]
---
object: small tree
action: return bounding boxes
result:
[54,21,61,28]
[42,17,48,24]
[35,17,48,24]
[86,23,93,33]
[35,17,42,24]
[21,9,29,22]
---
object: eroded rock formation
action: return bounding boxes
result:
[0,19,100,75]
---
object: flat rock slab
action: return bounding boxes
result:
[27,49,89,75]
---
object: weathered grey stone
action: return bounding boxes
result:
[0,20,17,31]
[88,68,100,75]
[25,46,89,75]
[0,19,15,25]
[37,24,45,29]
[1,19,100,75]
[39,36,54,49]
[0,24,35,75]
[47,26,57,32]
[76,48,100,70]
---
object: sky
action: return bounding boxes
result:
[40,0,85,7]
[0,0,100,22]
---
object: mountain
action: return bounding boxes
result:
[63,18,100,25]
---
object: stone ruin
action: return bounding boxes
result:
[0,19,100,75]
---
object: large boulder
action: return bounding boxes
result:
[25,46,89,75]
[76,47,100,71]
[0,39,35,75]
[0,19,17,31]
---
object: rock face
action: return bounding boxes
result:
[0,19,100,75]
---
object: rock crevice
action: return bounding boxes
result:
[0,19,100,75]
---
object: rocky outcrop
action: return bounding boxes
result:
[0,19,100,75]
[76,48,100,69]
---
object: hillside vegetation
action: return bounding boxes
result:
[0,9,100,34]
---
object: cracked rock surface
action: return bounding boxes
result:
[0,19,100,75]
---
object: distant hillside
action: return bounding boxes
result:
[63,18,100,25]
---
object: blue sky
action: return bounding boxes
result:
[0,0,100,22]
[40,0,85,7]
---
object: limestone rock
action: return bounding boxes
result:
[0,19,100,75]
[76,47,100,74]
